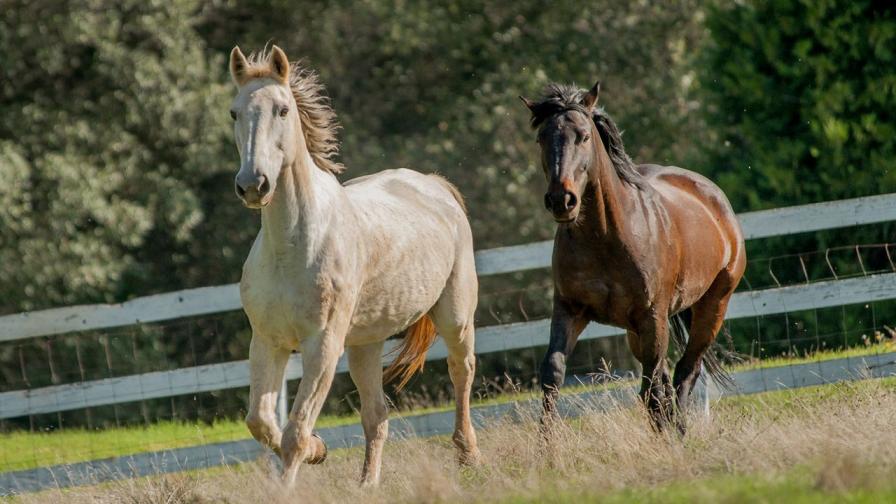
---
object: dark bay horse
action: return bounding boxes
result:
[520,83,746,432]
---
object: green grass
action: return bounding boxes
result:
[10,375,896,503]
[503,469,896,504]
[2,342,893,473]
[730,340,896,372]
[0,413,361,473]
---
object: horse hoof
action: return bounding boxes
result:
[307,433,328,464]
[457,448,481,467]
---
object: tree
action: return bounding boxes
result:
[695,0,896,210]
[0,0,235,313]
[694,0,896,358]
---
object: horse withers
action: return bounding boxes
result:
[520,82,746,433]
[229,45,480,486]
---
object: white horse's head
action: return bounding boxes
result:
[228,45,299,208]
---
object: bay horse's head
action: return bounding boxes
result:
[228,45,298,208]
[520,82,601,223]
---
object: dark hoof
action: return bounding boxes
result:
[307,433,328,464]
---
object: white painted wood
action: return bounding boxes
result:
[474,240,554,276]
[1,359,252,419]
[725,272,896,318]
[4,273,894,419]
[1,193,893,342]
[738,192,896,240]
[0,284,241,343]
[4,351,895,494]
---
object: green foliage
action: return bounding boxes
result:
[694,0,896,355]
[696,0,896,210]
[0,0,707,317]
[201,0,705,248]
[0,0,234,312]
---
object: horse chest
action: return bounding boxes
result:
[554,247,647,328]
[240,267,328,348]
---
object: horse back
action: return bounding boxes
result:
[341,169,474,344]
[637,164,746,300]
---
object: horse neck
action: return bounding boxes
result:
[580,141,635,237]
[260,150,341,263]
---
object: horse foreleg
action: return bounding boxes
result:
[281,330,343,485]
[246,336,290,457]
[636,315,674,431]
[347,341,388,486]
[540,298,588,427]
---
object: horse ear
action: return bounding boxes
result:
[229,46,250,86]
[582,81,600,111]
[519,95,535,111]
[270,45,290,84]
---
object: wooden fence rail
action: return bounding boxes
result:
[2,193,895,342]
[3,273,894,419]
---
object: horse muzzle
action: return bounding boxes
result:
[544,190,579,222]
[235,174,272,208]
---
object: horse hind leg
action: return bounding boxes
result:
[347,341,389,486]
[673,273,737,432]
[429,264,480,465]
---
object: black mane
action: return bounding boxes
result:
[528,83,643,188]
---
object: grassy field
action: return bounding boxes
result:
[1,342,893,474]
[10,376,896,503]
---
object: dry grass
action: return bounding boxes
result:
[13,378,896,503]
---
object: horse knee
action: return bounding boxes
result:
[246,410,278,441]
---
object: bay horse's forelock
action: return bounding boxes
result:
[529,82,746,435]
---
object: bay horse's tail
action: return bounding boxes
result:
[670,311,735,390]
[384,314,438,391]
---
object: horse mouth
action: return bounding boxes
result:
[553,216,576,224]
[239,190,274,209]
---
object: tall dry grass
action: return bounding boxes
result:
[16,378,896,503]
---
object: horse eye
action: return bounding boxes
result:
[279,107,289,118]
[229,110,237,120]
[581,133,590,143]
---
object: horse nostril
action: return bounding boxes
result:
[544,193,553,211]
[258,176,270,196]
[564,192,577,211]
[235,182,246,197]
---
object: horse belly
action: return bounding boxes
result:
[345,253,453,346]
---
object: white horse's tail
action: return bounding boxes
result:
[384,314,438,390]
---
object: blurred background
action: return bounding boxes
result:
[1,0,894,461]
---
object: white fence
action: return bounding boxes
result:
[1,193,895,493]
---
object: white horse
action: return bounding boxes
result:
[228,45,480,486]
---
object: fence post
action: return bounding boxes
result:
[277,376,289,427]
